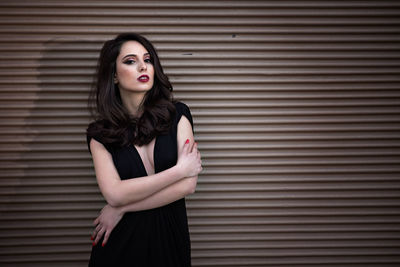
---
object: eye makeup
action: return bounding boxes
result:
[122,53,151,64]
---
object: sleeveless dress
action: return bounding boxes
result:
[86,102,193,267]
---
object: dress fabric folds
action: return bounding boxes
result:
[87,102,193,267]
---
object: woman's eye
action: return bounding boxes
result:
[144,58,152,63]
[123,59,135,64]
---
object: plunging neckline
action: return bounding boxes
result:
[132,136,157,176]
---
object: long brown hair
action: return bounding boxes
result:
[87,33,175,147]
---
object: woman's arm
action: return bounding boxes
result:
[118,119,199,210]
[117,116,200,211]
[91,116,201,246]
[90,117,201,207]
[121,176,197,212]
[92,175,197,246]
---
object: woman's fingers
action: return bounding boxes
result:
[94,227,105,245]
[102,230,111,247]
[190,142,198,156]
[193,143,202,162]
[92,223,115,247]
[183,139,191,153]
[92,222,103,245]
[91,205,124,247]
[95,222,102,233]
[178,139,204,177]
[91,217,99,241]
[196,144,203,173]
[91,228,97,242]
[191,142,201,161]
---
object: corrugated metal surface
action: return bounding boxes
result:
[0,0,400,266]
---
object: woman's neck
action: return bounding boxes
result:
[120,90,146,117]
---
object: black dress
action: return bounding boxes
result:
[87,102,193,267]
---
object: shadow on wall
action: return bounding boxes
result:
[1,38,102,265]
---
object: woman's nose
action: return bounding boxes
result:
[138,61,147,72]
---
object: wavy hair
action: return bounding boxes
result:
[87,33,176,147]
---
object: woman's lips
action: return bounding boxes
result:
[138,75,149,82]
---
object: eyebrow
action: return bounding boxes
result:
[122,53,150,60]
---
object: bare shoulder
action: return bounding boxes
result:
[89,138,110,156]
[177,116,193,137]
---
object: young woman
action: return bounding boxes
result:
[86,33,202,266]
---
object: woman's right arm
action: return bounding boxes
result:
[90,138,201,207]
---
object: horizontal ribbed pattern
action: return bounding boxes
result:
[0,0,400,266]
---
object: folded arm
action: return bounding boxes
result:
[90,116,200,207]
[91,116,201,246]
[119,171,197,212]
[118,115,199,211]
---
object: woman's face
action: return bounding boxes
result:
[114,41,154,94]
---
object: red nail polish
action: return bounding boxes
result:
[92,242,96,247]
[90,236,94,241]
[185,139,189,144]
[102,243,105,247]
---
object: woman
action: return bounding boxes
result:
[86,33,202,266]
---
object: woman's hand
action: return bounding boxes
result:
[92,204,124,247]
[177,139,202,178]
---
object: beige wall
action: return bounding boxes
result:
[0,1,400,266]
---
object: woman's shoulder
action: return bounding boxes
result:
[174,101,188,109]
[86,119,112,153]
[174,101,191,115]
[86,119,105,137]
[173,101,193,128]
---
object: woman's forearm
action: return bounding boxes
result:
[119,176,197,213]
[91,176,197,247]
[104,164,185,207]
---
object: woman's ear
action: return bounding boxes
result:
[113,75,118,84]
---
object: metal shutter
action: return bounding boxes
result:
[0,1,399,266]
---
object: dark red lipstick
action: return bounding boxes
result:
[138,75,149,82]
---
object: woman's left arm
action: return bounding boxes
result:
[92,174,197,246]
[92,116,200,246]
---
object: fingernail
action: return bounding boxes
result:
[185,139,189,144]
[92,242,96,247]
[102,243,105,247]
[90,236,94,240]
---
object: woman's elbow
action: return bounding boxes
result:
[185,176,198,195]
[104,185,144,207]
[102,187,126,207]
[104,193,122,207]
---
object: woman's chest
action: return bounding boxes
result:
[112,132,178,180]
[134,138,156,175]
